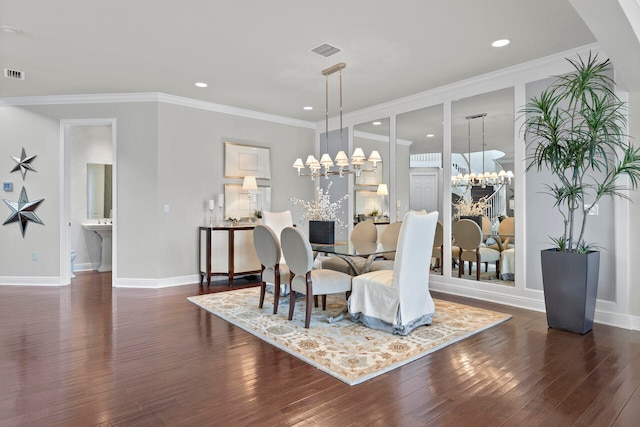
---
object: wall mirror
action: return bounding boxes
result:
[451,88,515,285]
[353,118,390,221]
[87,163,112,219]
[396,105,444,219]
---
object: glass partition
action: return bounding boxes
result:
[451,88,515,285]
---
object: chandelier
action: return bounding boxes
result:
[293,63,381,179]
[451,113,513,188]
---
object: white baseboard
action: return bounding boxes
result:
[0,276,64,286]
[114,274,201,288]
[430,279,639,331]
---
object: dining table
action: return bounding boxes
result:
[310,240,397,323]
[310,241,397,276]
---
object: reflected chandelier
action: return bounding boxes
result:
[293,63,381,179]
[451,113,513,188]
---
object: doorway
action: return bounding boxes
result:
[409,172,438,212]
[61,119,117,286]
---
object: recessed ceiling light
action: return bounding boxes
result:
[492,39,510,48]
[426,134,434,138]
[372,121,381,126]
[195,82,208,88]
[303,106,313,110]
[1,25,21,35]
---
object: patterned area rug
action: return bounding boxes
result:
[188,288,511,386]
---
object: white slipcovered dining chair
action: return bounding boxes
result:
[348,210,439,335]
[322,220,377,275]
[262,210,294,296]
[253,225,290,314]
[280,226,352,328]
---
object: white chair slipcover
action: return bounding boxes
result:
[348,210,439,335]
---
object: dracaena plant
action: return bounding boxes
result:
[521,53,640,253]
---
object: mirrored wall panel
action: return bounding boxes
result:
[451,88,515,286]
[353,118,390,223]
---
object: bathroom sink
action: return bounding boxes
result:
[82,223,112,232]
[82,222,112,272]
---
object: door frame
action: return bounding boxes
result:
[60,118,117,286]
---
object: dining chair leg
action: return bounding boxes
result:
[458,255,463,278]
[305,293,313,328]
[288,290,297,321]
[476,250,481,281]
[322,295,327,310]
[495,260,500,279]
[273,270,280,314]
[313,295,319,308]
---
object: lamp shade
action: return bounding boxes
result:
[377,184,388,196]
[242,176,258,191]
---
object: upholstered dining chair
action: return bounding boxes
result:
[253,225,290,314]
[262,210,294,295]
[368,221,402,271]
[488,216,515,252]
[280,226,352,328]
[431,220,460,275]
[348,210,439,335]
[454,219,500,280]
[322,220,377,275]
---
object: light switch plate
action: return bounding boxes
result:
[3,182,13,192]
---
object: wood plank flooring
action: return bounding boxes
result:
[1,271,639,426]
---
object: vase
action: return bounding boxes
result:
[309,220,335,244]
[460,215,482,230]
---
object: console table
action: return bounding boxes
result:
[199,225,261,287]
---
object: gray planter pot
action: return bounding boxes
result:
[541,249,600,334]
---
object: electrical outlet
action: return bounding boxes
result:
[586,203,599,215]
[163,204,170,214]
[3,182,13,192]
[32,252,38,261]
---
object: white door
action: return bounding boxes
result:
[410,172,438,212]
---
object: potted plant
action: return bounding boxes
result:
[521,53,640,334]
[290,181,349,244]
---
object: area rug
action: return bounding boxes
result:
[188,288,511,386]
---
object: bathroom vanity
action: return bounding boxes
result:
[82,222,112,272]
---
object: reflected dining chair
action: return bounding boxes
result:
[488,216,515,252]
[253,225,290,314]
[322,220,377,275]
[348,211,439,335]
[453,219,500,280]
[281,226,352,328]
[368,221,402,271]
[431,220,460,275]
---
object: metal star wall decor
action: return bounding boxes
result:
[10,147,38,180]
[3,186,45,237]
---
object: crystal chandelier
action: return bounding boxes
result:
[293,63,381,179]
[451,113,513,188]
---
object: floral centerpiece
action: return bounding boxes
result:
[453,196,487,229]
[290,182,349,244]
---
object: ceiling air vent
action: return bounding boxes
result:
[310,43,341,58]
[4,68,25,80]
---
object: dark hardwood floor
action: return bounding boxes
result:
[1,271,638,426]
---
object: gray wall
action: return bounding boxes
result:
[630,89,640,317]
[0,101,314,284]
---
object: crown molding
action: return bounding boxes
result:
[0,92,316,130]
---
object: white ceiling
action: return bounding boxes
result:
[0,0,600,123]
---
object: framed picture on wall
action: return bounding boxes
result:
[224,184,271,219]
[224,142,271,179]
[355,161,382,185]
